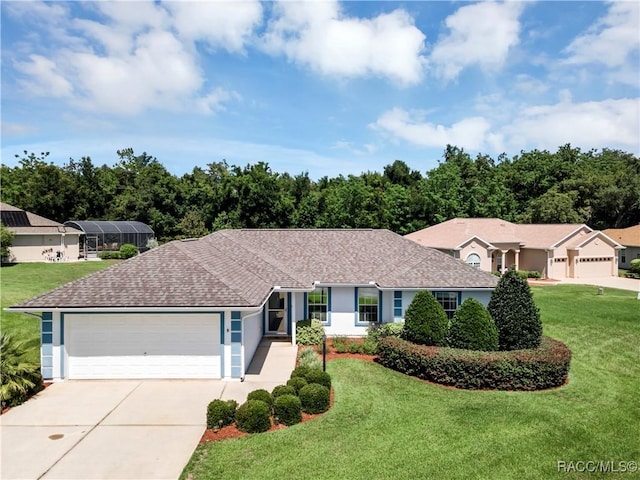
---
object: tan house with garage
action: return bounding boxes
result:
[0,202,82,262]
[405,218,623,279]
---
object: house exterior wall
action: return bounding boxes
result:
[620,247,640,269]
[10,234,80,262]
[519,249,549,278]
[458,241,492,271]
[242,310,263,372]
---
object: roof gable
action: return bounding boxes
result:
[0,202,81,234]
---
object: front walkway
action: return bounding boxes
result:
[219,337,298,404]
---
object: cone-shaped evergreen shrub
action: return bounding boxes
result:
[402,290,448,346]
[447,298,498,351]
[488,269,542,350]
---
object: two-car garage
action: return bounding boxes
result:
[64,313,222,380]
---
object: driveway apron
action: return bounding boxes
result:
[0,380,224,480]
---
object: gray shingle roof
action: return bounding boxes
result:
[12,229,498,309]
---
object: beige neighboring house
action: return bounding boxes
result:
[0,202,82,262]
[603,225,640,269]
[405,218,623,279]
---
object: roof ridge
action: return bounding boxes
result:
[171,237,259,305]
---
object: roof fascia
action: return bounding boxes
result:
[454,235,496,250]
[550,225,593,249]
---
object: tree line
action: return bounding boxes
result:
[1,145,638,242]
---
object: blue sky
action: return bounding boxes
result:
[1,1,638,179]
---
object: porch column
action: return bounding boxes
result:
[290,293,296,345]
[514,250,520,271]
[501,250,507,273]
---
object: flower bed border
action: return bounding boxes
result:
[377,335,571,391]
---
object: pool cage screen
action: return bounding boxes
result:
[64,220,155,258]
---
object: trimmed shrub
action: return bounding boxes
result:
[348,341,362,354]
[377,335,571,391]
[290,365,311,379]
[488,269,542,350]
[272,384,296,399]
[273,394,303,426]
[331,336,349,353]
[516,270,542,279]
[286,376,308,394]
[297,347,322,370]
[362,339,377,355]
[367,322,404,343]
[304,368,331,389]
[447,298,499,351]
[235,400,271,433]
[630,259,640,274]
[206,399,237,429]
[299,383,330,414]
[247,389,272,408]
[402,290,448,346]
[296,319,325,346]
[98,251,121,260]
[119,243,138,259]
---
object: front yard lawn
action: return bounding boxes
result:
[182,285,640,480]
[0,261,116,364]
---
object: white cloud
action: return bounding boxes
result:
[262,1,426,85]
[166,1,263,53]
[562,1,639,85]
[332,141,378,156]
[197,88,241,114]
[503,97,640,152]
[15,54,73,97]
[371,108,495,151]
[429,2,525,81]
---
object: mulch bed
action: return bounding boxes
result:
[199,349,368,444]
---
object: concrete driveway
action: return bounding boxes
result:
[0,339,298,480]
[0,380,225,480]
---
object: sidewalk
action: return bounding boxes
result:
[220,338,297,404]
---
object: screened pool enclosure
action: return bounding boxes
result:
[64,220,155,259]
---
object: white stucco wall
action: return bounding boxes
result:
[243,310,263,371]
[10,234,80,263]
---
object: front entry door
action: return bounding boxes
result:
[266,292,287,335]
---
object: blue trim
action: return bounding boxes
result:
[458,292,462,307]
[354,287,359,325]
[60,315,65,378]
[41,313,54,380]
[231,311,241,320]
[220,313,225,379]
[229,312,242,379]
[378,290,383,323]
[42,312,52,321]
[393,290,402,319]
[303,292,308,318]
[287,292,292,334]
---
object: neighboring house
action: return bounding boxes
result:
[603,225,640,269]
[64,220,155,259]
[9,229,498,382]
[405,218,623,279]
[0,202,82,263]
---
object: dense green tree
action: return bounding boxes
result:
[402,290,448,346]
[447,298,499,351]
[0,224,14,261]
[487,269,542,350]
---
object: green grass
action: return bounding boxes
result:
[182,285,640,480]
[0,261,116,364]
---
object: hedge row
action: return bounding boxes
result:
[377,335,571,391]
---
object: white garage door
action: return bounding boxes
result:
[66,314,221,379]
[578,258,614,278]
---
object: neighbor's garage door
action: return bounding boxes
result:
[578,257,614,278]
[66,314,221,379]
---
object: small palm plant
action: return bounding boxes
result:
[1,333,42,408]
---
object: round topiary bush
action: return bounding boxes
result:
[247,389,272,408]
[206,399,238,429]
[235,400,272,433]
[290,365,311,379]
[272,384,296,399]
[304,368,331,389]
[273,394,303,426]
[299,383,330,414]
[119,243,138,259]
[402,290,448,346]
[488,269,542,350]
[448,298,499,351]
[286,376,308,394]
